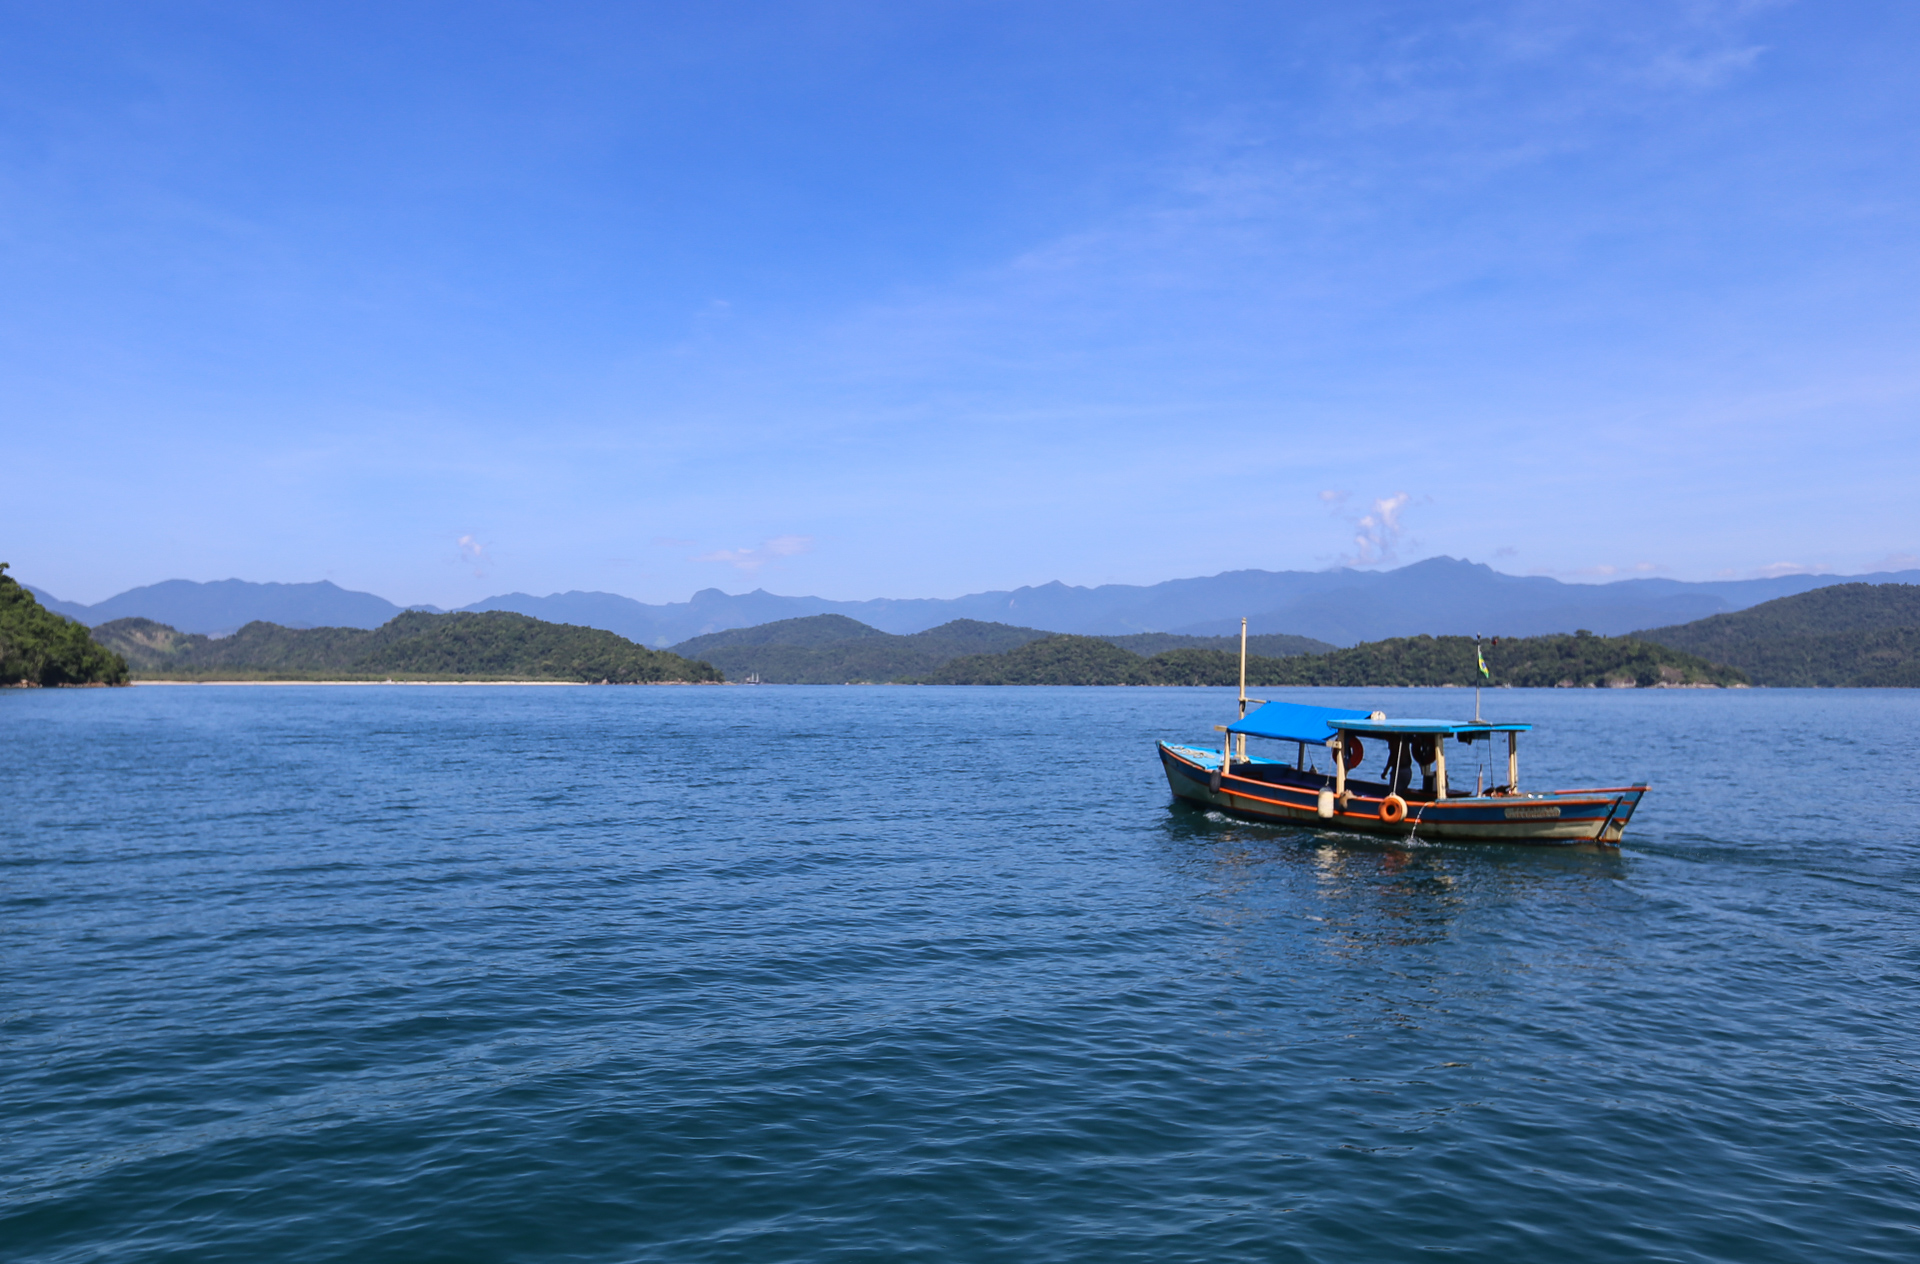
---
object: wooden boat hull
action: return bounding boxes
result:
[1159,743,1645,846]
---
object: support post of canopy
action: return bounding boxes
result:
[1508,731,1518,792]
[1434,738,1448,801]
[1297,740,1306,770]
[1334,733,1348,799]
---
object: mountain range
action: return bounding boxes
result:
[27,578,437,635]
[28,558,1920,646]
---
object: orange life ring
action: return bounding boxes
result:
[1380,794,1408,823]
[1410,736,1437,766]
[1343,736,1365,769]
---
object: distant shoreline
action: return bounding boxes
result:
[113,679,1759,689]
[128,679,722,687]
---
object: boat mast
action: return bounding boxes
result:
[1237,617,1248,716]
[1236,618,1249,762]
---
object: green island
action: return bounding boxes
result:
[1635,583,1920,686]
[919,630,1744,687]
[669,615,1333,684]
[672,611,1745,687]
[21,570,1920,690]
[1,564,130,686]
[91,611,723,683]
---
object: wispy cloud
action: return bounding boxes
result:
[1640,41,1766,90]
[694,534,814,573]
[457,534,487,577]
[1333,492,1411,567]
[1753,560,1829,578]
[1483,0,1782,92]
[1530,561,1663,580]
[670,299,735,356]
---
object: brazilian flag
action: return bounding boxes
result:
[1476,639,1490,680]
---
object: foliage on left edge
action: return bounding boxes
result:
[0,564,130,686]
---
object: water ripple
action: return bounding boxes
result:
[4,686,1918,1262]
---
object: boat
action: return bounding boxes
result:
[1156,623,1647,845]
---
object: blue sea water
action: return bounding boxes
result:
[3,684,1918,1263]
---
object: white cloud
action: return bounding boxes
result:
[694,534,814,573]
[1527,560,1666,580]
[1335,492,1410,567]
[671,299,735,356]
[1753,560,1829,578]
[457,534,487,577]
[1640,42,1766,90]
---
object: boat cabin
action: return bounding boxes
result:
[1218,701,1532,802]
[1162,688,1645,844]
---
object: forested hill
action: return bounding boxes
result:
[1102,630,1335,658]
[1,564,128,686]
[670,617,1051,683]
[1635,583,1920,686]
[920,632,1744,687]
[91,611,722,682]
[668,614,1335,683]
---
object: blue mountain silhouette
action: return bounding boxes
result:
[31,557,1919,646]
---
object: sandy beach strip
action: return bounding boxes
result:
[130,679,722,687]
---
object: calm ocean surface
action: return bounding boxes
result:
[4,685,1918,1262]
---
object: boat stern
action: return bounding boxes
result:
[1159,741,1224,805]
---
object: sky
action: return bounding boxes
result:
[4,0,1918,607]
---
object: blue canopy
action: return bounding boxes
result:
[1227,701,1372,744]
[1335,718,1532,737]
[1227,704,1533,744]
